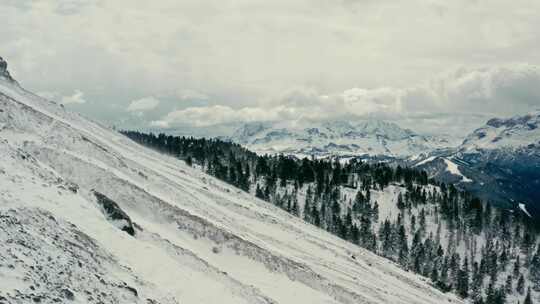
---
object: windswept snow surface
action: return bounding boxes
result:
[0,78,461,303]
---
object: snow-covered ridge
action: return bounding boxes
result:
[0,61,460,303]
[461,110,540,152]
[228,120,457,157]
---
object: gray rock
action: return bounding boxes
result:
[93,191,136,236]
[0,56,15,82]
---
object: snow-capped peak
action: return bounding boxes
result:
[355,119,416,141]
[228,119,456,157]
[485,110,540,129]
[231,121,272,143]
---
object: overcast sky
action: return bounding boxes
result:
[2,0,540,136]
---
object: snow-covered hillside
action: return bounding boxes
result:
[227,120,457,158]
[0,61,461,303]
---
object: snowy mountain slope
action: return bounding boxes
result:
[227,120,457,158]
[0,62,461,303]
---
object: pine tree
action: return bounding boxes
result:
[505,275,513,295]
[397,192,405,209]
[397,225,409,267]
[485,283,496,304]
[264,185,270,200]
[472,295,484,304]
[470,261,482,296]
[312,205,321,227]
[372,201,379,222]
[351,224,360,245]
[353,190,365,212]
[524,287,533,304]
[514,255,521,278]
[255,184,265,200]
[419,208,426,235]
[456,257,469,298]
[430,267,439,283]
[359,214,372,248]
[379,220,395,259]
[303,190,312,223]
[517,274,526,294]
[292,198,299,217]
[531,245,540,291]
[494,287,506,304]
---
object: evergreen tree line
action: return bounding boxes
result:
[122,131,539,303]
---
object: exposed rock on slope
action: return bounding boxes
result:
[93,191,137,236]
[0,56,16,83]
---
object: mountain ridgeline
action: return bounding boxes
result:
[123,130,540,304]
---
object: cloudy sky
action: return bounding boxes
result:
[2,0,540,137]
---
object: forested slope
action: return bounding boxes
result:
[123,131,540,304]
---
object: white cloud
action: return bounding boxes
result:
[61,90,86,105]
[178,89,209,101]
[153,64,540,134]
[127,97,160,112]
[152,105,282,127]
[4,0,540,97]
[3,1,540,134]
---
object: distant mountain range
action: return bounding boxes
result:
[188,112,537,212]
[224,120,459,157]
[216,111,540,214]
